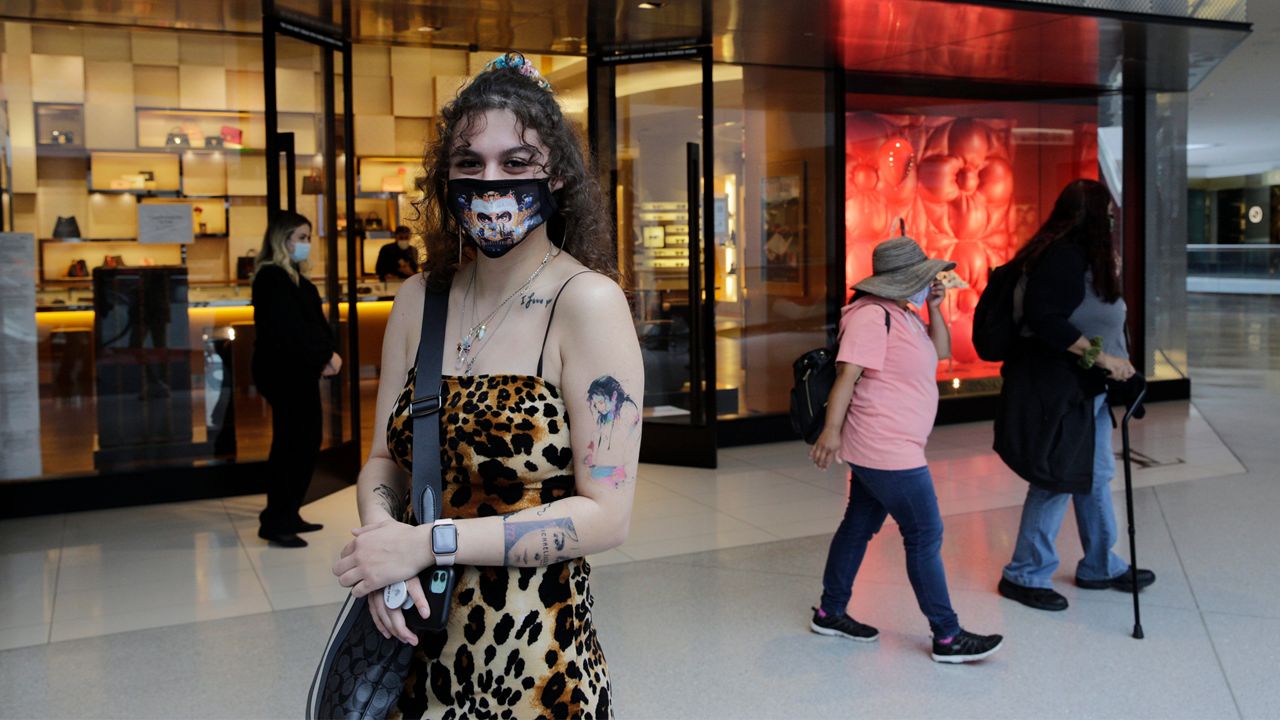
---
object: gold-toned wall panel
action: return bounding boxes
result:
[275,67,317,113]
[226,70,265,111]
[182,152,228,197]
[178,34,225,65]
[355,115,396,156]
[87,192,138,239]
[353,44,390,77]
[434,75,470,114]
[134,65,180,107]
[226,153,267,196]
[84,102,137,149]
[178,65,228,109]
[83,29,131,62]
[392,74,433,118]
[30,54,85,103]
[354,75,392,115]
[31,25,83,56]
[395,118,432,158]
[130,31,179,65]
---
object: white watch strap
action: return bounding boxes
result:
[432,518,456,567]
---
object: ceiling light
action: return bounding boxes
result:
[417,25,441,33]
[1186,143,1218,151]
[638,2,664,9]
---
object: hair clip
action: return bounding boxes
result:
[480,51,553,93]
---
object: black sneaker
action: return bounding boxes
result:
[809,607,879,642]
[1076,568,1156,592]
[931,629,1004,664]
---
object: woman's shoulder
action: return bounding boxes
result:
[1033,240,1088,274]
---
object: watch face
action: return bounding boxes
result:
[432,524,458,555]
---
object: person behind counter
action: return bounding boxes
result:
[251,210,342,548]
[375,225,420,282]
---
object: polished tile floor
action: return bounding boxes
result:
[1,293,1277,718]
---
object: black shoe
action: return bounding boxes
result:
[258,527,308,548]
[998,577,1069,611]
[809,607,879,642]
[1076,568,1156,592]
[290,519,324,533]
[931,629,1004,664]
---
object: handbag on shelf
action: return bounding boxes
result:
[220,126,243,147]
[165,127,191,148]
[364,212,384,231]
[302,174,324,195]
[204,136,224,148]
[67,259,89,278]
[306,283,455,720]
[52,216,82,240]
[103,255,125,269]
[236,253,257,281]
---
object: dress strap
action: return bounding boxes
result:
[536,270,595,377]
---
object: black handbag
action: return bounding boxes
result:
[53,216,82,239]
[306,282,453,720]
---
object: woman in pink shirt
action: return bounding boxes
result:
[808,236,1004,664]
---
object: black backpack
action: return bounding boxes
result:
[790,304,890,444]
[972,259,1026,362]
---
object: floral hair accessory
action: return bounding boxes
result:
[480,52,553,93]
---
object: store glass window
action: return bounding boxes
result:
[0,18,585,484]
[844,92,1103,398]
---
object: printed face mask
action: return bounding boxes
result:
[447,177,557,258]
[908,285,930,307]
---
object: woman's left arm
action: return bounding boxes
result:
[334,274,643,597]
[925,279,951,360]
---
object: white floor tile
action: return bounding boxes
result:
[620,527,780,561]
[52,568,268,620]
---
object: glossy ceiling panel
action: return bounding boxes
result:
[0,0,1247,91]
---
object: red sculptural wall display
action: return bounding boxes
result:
[844,105,1099,380]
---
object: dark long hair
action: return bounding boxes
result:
[1012,179,1121,303]
[415,54,615,291]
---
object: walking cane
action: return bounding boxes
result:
[1120,374,1148,639]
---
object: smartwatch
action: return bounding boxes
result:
[430,519,457,567]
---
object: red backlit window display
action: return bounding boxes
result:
[844,98,1100,387]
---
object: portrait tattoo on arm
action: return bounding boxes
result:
[583,376,641,489]
[503,517,580,566]
[374,484,406,520]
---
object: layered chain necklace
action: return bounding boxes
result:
[456,246,556,374]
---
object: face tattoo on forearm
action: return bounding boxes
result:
[584,376,641,488]
[503,517,581,566]
[374,483,406,520]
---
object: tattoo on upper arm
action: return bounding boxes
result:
[503,517,580,566]
[374,484,406,520]
[583,376,641,489]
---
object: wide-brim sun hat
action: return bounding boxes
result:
[851,236,956,300]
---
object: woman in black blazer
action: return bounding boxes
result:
[252,211,341,547]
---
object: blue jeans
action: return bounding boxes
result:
[1003,393,1129,588]
[820,464,962,638]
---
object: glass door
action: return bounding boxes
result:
[598,51,717,467]
[263,2,361,475]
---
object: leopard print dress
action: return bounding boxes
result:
[385,365,613,720]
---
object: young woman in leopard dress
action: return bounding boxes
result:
[332,53,643,719]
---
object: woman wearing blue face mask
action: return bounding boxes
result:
[329,52,641,717]
[251,210,342,548]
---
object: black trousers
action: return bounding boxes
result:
[259,379,323,532]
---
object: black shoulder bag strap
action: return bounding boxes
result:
[410,283,448,525]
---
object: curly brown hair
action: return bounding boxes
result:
[414,55,615,292]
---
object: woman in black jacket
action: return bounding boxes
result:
[994,180,1155,611]
[252,211,341,548]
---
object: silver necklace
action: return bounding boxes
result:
[456,247,556,373]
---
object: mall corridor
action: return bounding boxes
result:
[1,294,1276,718]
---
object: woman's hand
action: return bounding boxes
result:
[926,278,946,309]
[1097,352,1136,381]
[332,519,431,598]
[322,352,342,377]
[810,428,842,471]
[367,576,430,646]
